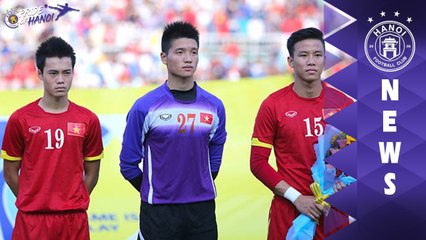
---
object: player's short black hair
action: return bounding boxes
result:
[161,21,199,54]
[35,36,76,72]
[287,27,325,57]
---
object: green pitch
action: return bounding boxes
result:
[0,75,292,239]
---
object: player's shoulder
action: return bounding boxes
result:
[323,82,345,94]
[323,82,354,103]
[265,83,293,102]
[132,82,169,109]
[69,101,98,118]
[142,82,166,99]
[10,99,40,117]
[196,84,224,106]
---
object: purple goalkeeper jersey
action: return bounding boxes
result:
[120,82,227,204]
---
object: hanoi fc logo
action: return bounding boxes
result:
[364,11,415,72]
[3,9,19,28]
[2,3,80,29]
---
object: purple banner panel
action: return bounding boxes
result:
[325,0,426,239]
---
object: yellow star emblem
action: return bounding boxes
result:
[73,126,80,134]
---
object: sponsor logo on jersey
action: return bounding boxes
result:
[28,126,41,134]
[159,114,172,121]
[200,112,213,124]
[285,111,297,118]
[67,122,85,137]
[364,12,415,72]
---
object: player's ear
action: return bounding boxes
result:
[160,52,167,65]
[287,56,294,68]
[37,68,43,79]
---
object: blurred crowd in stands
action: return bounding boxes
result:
[0,0,323,89]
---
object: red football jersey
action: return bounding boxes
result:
[1,99,104,212]
[250,82,353,195]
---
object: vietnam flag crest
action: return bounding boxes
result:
[67,122,86,137]
[200,112,213,125]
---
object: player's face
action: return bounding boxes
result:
[287,39,325,84]
[38,57,73,98]
[161,38,199,81]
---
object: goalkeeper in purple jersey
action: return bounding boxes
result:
[120,21,227,240]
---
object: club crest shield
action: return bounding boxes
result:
[364,20,415,72]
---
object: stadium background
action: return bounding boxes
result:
[0,0,353,239]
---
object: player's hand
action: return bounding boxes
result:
[293,195,324,221]
[333,180,346,192]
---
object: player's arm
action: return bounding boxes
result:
[250,144,282,188]
[250,99,323,220]
[2,114,24,197]
[120,104,145,192]
[84,160,100,195]
[3,159,21,197]
[209,144,223,180]
[254,144,325,219]
[83,114,104,195]
[250,146,323,220]
[209,101,227,180]
[250,99,283,188]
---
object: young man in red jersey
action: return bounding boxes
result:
[1,36,103,240]
[250,27,353,240]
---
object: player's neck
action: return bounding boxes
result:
[292,80,322,98]
[38,96,69,113]
[167,77,194,91]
